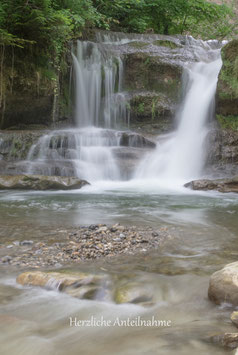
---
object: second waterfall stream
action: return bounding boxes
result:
[136,58,222,184]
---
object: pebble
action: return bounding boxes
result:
[0,224,171,268]
[20,240,34,246]
[1,256,12,263]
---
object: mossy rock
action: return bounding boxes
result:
[0,44,72,129]
[0,174,89,190]
[124,52,182,100]
[216,40,238,126]
[114,282,153,304]
[129,93,173,123]
[128,41,149,49]
[217,115,238,131]
[153,40,180,49]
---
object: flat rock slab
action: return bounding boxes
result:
[208,262,238,306]
[184,177,238,193]
[0,174,89,190]
[16,270,155,305]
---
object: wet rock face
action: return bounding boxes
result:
[205,129,238,174]
[0,129,156,179]
[0,46,72,130]
[184,177,238,193]
[0,174,89,190]
[129,92,175,132]
[124,52,182,100]
[0,131,43,161]
[216,40,238,128]
[208,262,238,306]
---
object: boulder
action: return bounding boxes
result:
[208,262,238,306]
[211,333,238,349]
[184,177,238,193]
[0,174,89,190]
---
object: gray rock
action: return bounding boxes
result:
[0,174,89,190]
[185,177,238,193]
[208,262,238,306]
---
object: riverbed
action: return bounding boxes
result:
[0,182,238,354]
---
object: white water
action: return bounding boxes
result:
[136,56,222,185]
[26,40,132,181]
[72,40,129,128]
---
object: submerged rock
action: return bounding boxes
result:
[114,283,153,304]
[208,262,238,306]
[184,177,238,193]
[16,270,153,304]
[0,174,89,190]
[17,271,107,300]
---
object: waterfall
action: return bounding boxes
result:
[135,54,222,184]
[72,40,129,128]
[23,35,224,186]
[25,40,131,182]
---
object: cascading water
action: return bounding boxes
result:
[135,49,222,185]
[23,34,224,186]
[26,39,131,181]
[72,40,129,128]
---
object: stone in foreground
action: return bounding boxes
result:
[211,333,238,349]
[0,174,89,190]
[208,262,238,306]
[16,271,155,305]
[184,177,238,193]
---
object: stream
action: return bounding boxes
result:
[0,184,238,354]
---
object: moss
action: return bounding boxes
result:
[124,52,182,100]
[217,114,238,131]
[153,40,180,49]
[128,41,149,49]
[129,93,173,127]
[219,40,238,100]
[0,43,72,129]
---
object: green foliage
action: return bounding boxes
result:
[93,0,236,39]
[217,115,238,131]
[153,40,180,49]
[0,0,236,73]
[0,0,236,51]
[219,40,238,100]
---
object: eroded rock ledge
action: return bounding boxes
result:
[184,177,238,193]
[0,174,89,190]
